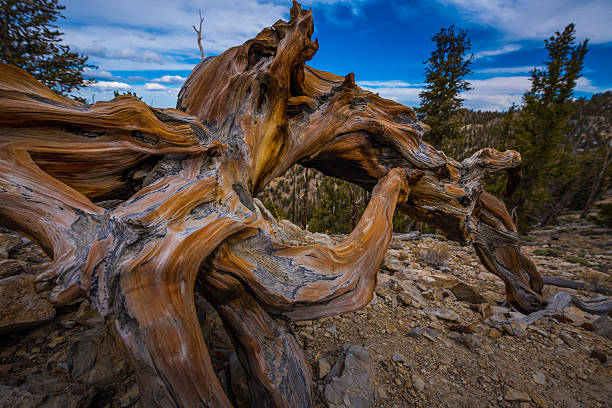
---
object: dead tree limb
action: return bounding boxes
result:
[193,8,205,60]
[543,276,612,296]
[0,2,550,406]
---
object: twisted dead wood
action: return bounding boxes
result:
[0,2,552,406]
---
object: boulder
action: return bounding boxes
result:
[0,275,55,335]
[324,344,375,408]
[450,281,485,304]
[593,316,612,340]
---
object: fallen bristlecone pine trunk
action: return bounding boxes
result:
[1,2,610,407]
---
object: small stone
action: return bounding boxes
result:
[503,385,531,402]
[508,311,527,320]
[449,332,483,351]
[392,354,405,363]
[529,326,549,338]
[423,328,440,342]
[317,358,331,379]
[531,393,549,408]
[450,281,485,304]
[407,327,424,339]
[391,295,398,309]
[425,308,460,322]
[477,358,487,369]
[488,328,502,339]
[411,374,425,391]
[325,325,337,336]
[559,332,577,348]
[532,371,547,385]
[510,321,528,338]
[482,290,505,304]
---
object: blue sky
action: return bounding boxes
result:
[60,0,612,111]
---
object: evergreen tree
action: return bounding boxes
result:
[417,25,473,149]
[510,23,588,228]
[0,0,92,98]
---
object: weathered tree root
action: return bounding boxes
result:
[0,2,551,406]
[543,276,612,296]
[503,292,612,327]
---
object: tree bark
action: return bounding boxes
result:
[0,2,549,406]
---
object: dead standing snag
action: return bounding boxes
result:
[0,2,548,406]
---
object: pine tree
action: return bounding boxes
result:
[510,23,588,228]
[0,0,92,98]
[417,25,473,149]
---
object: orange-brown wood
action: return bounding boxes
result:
[0,2,547,406]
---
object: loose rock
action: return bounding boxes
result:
[0,275,55,335]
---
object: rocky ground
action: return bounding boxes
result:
[0,211,610,408]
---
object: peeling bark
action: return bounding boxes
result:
[0,2,549,406]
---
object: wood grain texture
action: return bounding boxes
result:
[0,2,547,406]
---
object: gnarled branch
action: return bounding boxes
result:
[0,2,554,406]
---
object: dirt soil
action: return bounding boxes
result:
[0,212,610,408]
[293,212,612,408]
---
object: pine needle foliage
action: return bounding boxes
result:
[509,24,588,228]
[0,0,93,98]
[417,25,473,149]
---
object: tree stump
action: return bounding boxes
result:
[0,2,546,406]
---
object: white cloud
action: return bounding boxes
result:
[358,80,421,87]
[82,67,114,78]
[152,75,187,84]
[476,66,543,74]
[463,76,531,110]
[144,83,168,91]
[440,0,612,43]
[299,0,373,16]
[575,77,610,93]
[359,76,533,111]
[60,0,288,71]
[473,44,521,60]
[357,80,423,106]
[116,49,164,63]
[87,81,132,90]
